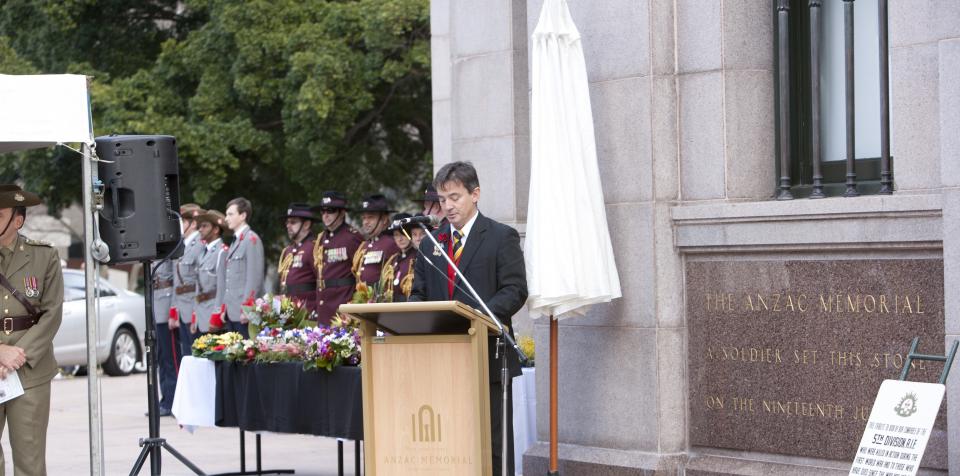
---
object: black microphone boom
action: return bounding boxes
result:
[398,215,443,227]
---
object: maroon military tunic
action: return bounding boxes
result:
[354,232,401,287]
[279,238,318,312]
[314,223,363,325]
[385,250,416,302]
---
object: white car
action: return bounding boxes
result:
[53,269,146,376]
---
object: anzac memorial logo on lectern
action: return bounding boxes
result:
[412,404,442,442]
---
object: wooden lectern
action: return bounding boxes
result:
[338,301,502,476]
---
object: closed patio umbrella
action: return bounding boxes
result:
[525,0,622,473]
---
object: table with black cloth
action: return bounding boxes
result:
[215,361,363,440]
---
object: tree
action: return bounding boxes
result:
[0,0,432,248]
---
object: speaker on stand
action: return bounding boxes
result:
[96,134,204,476]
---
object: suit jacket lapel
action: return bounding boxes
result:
[456,213,487,272]
[227,233,243,260]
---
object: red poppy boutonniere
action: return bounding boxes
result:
[433,232,449,257]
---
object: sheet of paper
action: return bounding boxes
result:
[0,371,25,405]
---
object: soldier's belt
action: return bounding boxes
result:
[196,290,217,303]
[321,277,356,290]
[153,279,174,290]
[175,284,198,295]
[2,315,39,335]
[283,282,317,295]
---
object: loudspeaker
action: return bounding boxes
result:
[97,135,183,263]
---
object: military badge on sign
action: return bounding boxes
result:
[895,392,918,417]
[363,250,383,264]
[326,247,348,263]
[24,276,39,298]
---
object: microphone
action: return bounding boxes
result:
[396,214,443,228]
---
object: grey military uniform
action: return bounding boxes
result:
[219,226,264,333]
[195,238,226,333]
[152,260,175,323]
[173,232,204,323]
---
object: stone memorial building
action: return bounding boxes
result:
[431,0,960,474]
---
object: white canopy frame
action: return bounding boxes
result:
[0,73,105,476]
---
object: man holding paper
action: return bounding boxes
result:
[0,184,64,476]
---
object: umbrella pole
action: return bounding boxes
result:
[549,315,559,475]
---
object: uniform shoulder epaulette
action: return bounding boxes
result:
[24,238,53,247]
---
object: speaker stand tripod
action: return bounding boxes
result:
[129,260,206,476]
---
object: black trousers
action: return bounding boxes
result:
[154,322,179,411]
[490,380,515,476]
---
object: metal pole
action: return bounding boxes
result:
[82,142,105,476]
[549,316,559,475]
[878,0,893,194]
[776,0,794,200]
[843,0,859,197]
[809,0,825,198]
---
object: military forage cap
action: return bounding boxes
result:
[356,194,395,213]
[311,191,350,211]
[283,202,317,221]
[0,184,42,209]
[180,203,205,219]
[196,210,228,234]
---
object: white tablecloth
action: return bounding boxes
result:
[171,356,217,429]
[512,367,536,475]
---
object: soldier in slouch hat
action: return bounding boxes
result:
[193,210,228,334]
[279,203,319,314]
[351,194,400,291]
[311,192,363,325]
[171,204,205,358]
[381,213,418,302]
[0,184,63,475]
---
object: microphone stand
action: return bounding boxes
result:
[418,222,527,476]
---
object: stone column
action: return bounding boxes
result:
[433,0,529,226]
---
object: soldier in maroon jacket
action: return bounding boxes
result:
[381,213,418,302]
[278,203,319,314]
[352,194,400,290]
[311,191,363,326]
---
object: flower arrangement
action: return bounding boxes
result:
[191,332,245,360]
[242,293,314,336]
[192,323,361,372]
[302,325,362,371]
[517,335,535,367]
[351,281,389,304]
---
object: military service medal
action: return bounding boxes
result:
[24,276,39,298]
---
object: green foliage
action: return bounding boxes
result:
[0,0,432,249]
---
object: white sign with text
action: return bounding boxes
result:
[849,379,944,476]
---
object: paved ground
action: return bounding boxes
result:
[0,371,359,476]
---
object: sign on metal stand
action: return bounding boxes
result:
[849,338,958,476]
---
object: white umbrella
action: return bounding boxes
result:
[526,0,622,472]
[0,74,104,475]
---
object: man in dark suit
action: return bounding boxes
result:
[409,161,527,476]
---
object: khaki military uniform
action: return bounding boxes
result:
[0,234,64,476]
